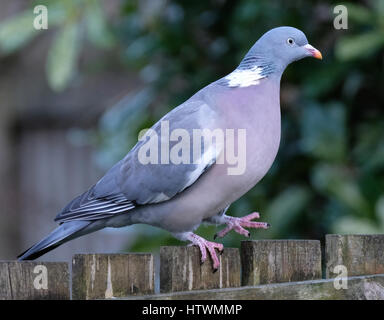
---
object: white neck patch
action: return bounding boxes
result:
[225,66,266,88]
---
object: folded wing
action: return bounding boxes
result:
[55,99,220,223]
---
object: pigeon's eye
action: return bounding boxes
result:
[287,38,295,45]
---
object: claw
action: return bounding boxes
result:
[215,212,270,239]
[186,233,224,270]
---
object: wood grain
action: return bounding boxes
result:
[160,246,241,293]
[72,253,154,299]
[125,274,384,300]
[0,261,69,300]
[241,240,322,285]
[326,234,384,278]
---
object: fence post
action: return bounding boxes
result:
[326,234,384,278]
[241,240,322,286]
[160,246,241,293]
[0,261,69,300]
[71,253,155,299]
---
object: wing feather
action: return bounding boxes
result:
[55,97,220,223]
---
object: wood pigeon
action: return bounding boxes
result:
[18,26,322,270]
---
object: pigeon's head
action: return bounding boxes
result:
[255,26,321,65]
[243,27,322,73]
[221,27,322,87]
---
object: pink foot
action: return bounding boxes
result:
[214,212,270,239]
[186,233,224,270]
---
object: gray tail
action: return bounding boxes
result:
[17,221,91,261]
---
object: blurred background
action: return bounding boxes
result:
[0,0,383,262]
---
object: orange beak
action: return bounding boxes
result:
[304,44,322,60]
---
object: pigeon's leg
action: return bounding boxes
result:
[213,212,270,239]
[173,232,224,270]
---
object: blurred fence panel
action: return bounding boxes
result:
[17,128,131,262]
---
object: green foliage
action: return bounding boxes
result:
[335,2,384,61]
[46,23,80,91]
[0,10,38,55]
[300,102,347,161]
[0,0,115,91]
[336,32,384,61]
[263,186,312,238]
[84,0,115,48]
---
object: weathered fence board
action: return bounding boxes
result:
[125,274,384,300]
[72,253,154,299]
[160,246,241,293]
[241,240,322,285]
[326,234,384,278]
[3,234,384,300]
[0,261,69,300]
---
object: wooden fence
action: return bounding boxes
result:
[16,128,130,263]
[1,234,384,300]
